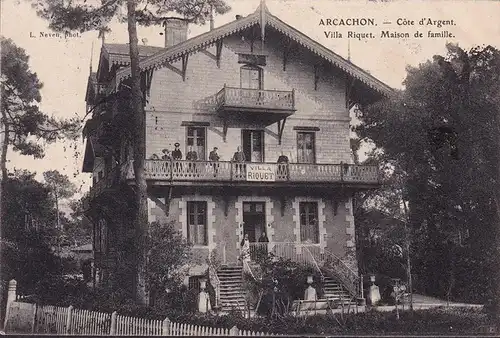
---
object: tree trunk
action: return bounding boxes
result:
[126,0,149,306]
[493,116,500,329]
[0,110,9,242]
[55,191,60,230]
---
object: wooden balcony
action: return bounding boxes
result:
[123,160,380,187]
[215,86,295,115]
[82,166,120,210]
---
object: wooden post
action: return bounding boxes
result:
[30,303,37,333]
[65,305,73,334]
[229,325,239,336]
[162,317,170,335]
[3,279,17,330]
[110,311,117,335]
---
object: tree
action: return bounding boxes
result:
[28,0,230,305]
[1,170,61,293]
[63,199,92,246]
[355,44,500,325]
[43,170,77,230]
[147,221,192,307]
[0,37,80,252]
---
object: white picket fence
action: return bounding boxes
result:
[6,301,279,336]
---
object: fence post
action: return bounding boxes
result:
[65,305,73,334]
[30,303,37,333]
[162,317,170,335]
[3,279,17,329]
[110,311,117,335]
[230,325,239,336]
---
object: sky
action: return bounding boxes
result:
[1,0,499,201]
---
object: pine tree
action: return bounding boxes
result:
[0,37,80,260]
[27,0,230,304]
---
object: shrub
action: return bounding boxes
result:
[166,307,487,335]
[244,254,323,317]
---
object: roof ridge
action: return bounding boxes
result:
[112,4,394,97]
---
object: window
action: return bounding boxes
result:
[240,65,262,89]
[297,132,316,163]
[299,202,319,243]
[187,201,207,245]
[186,127,206,160]
[242,130,264,162]
[188,276,201,292]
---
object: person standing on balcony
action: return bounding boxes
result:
[277,152,289,163]
[232,146,246,177]
[172,143,183,160]
[186,146,198,174]
[209,147,220,162]
[209,147,220,177]
[161,148,172,160]
[172,142,183,174]
[186,146,198,161]
[277,152,289,180]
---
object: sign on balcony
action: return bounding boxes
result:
[246,164,277,182]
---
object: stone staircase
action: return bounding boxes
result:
[322,276,356,306]
[217,266,247,312]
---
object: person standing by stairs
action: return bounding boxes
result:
[240,234,250,263]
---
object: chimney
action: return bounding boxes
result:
[235,15,242,20]
[163,18,188,48]
[209,5,214,31]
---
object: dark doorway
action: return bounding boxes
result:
[243,202,266,243]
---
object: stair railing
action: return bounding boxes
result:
[303,245,325,283]
[242,259,258,282]
[318,248,360,299]
[271,242,360,299]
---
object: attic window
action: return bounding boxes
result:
[238,53,266,66]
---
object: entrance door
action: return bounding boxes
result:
[242,130,264,163]
[242,202,266,243]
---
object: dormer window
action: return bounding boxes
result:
[240,65,262,89]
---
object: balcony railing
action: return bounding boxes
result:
[215,86,295,112]
[125,160,380,185]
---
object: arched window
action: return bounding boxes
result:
[240,65,262,89]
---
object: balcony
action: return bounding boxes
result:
[82,166,121,210]
[123,160,380,187]
[215,86,295,115]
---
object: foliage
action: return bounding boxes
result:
[1,172,65,295]
[245,254,323,318]
[354,44,500,306]
[131,307,487,336]
[30,0,231,32]
[147,221,192,306]
[43,170,77,200]
[0,37,80,160]
[27,0,231,305]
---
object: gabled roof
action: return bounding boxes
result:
[113,3,394,97]
[102,43,165,67]
[82,135,106,173]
